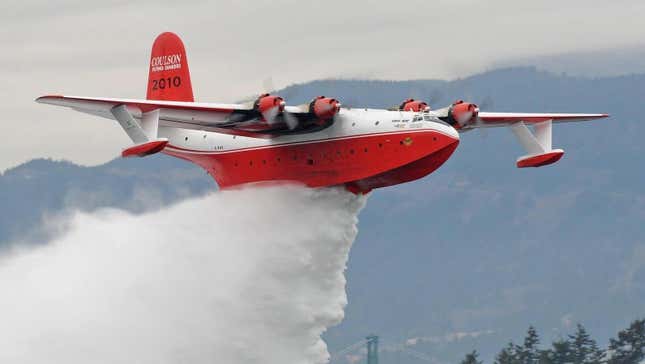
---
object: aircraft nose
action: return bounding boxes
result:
[433,121,460,143]
[447,125,460,142]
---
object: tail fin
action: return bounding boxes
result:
[146,32,194,102]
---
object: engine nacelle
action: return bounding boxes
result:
[253,93,285,121]
[399,98,430,112]
[309,96,341,120]
[448,100,479,128]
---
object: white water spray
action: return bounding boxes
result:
[0,186,366,364]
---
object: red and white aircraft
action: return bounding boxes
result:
[37,32,608,194]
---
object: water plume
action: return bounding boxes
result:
[0,185,366,364]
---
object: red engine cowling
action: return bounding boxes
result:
[254,93,285,121]
[449,100,479,128]
[399,98,430,112]
[309,96,341,120]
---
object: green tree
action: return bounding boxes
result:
[606,319,645,364]
[461,350,483,364]
[540,339,574,364]
[568,324,602,364]
[518,326,541,364]
[496,342,521,364]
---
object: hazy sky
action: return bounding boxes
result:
[3,0,645,170]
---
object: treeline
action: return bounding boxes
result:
[461,319,645,364]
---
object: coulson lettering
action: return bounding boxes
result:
[150,54,182,72]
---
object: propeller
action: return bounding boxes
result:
[258,97,298,130]
[320,98,342,113]
[450,100,479,128]
[282,109,299,130]
[253,76,300,130]
[310,96,341,123]
[473,95,494,138]
[459,81,494,138]
[261,99,284,125]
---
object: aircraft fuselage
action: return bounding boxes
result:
[162,108,460,193]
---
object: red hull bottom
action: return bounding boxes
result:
[164,130,459,194]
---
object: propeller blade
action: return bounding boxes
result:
[473,104,489,139]
[262,106,281,125]
[318,101,334,113]
[283,111,299,130]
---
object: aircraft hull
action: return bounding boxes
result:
[163,129,459,193]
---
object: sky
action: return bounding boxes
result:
[3,0,645,170]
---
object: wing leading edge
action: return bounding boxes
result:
[475,112,608,127]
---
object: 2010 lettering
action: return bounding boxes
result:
[152,76,181,90]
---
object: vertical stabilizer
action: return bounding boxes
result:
[146,32,194,102]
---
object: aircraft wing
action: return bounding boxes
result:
[36,95,318,138]
[458,111,609,168]
[472,112,608,128]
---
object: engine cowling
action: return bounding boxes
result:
[399,98,430,112]
[448,100,479,128]
[253,93,285,122]
[309,96,341,121]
